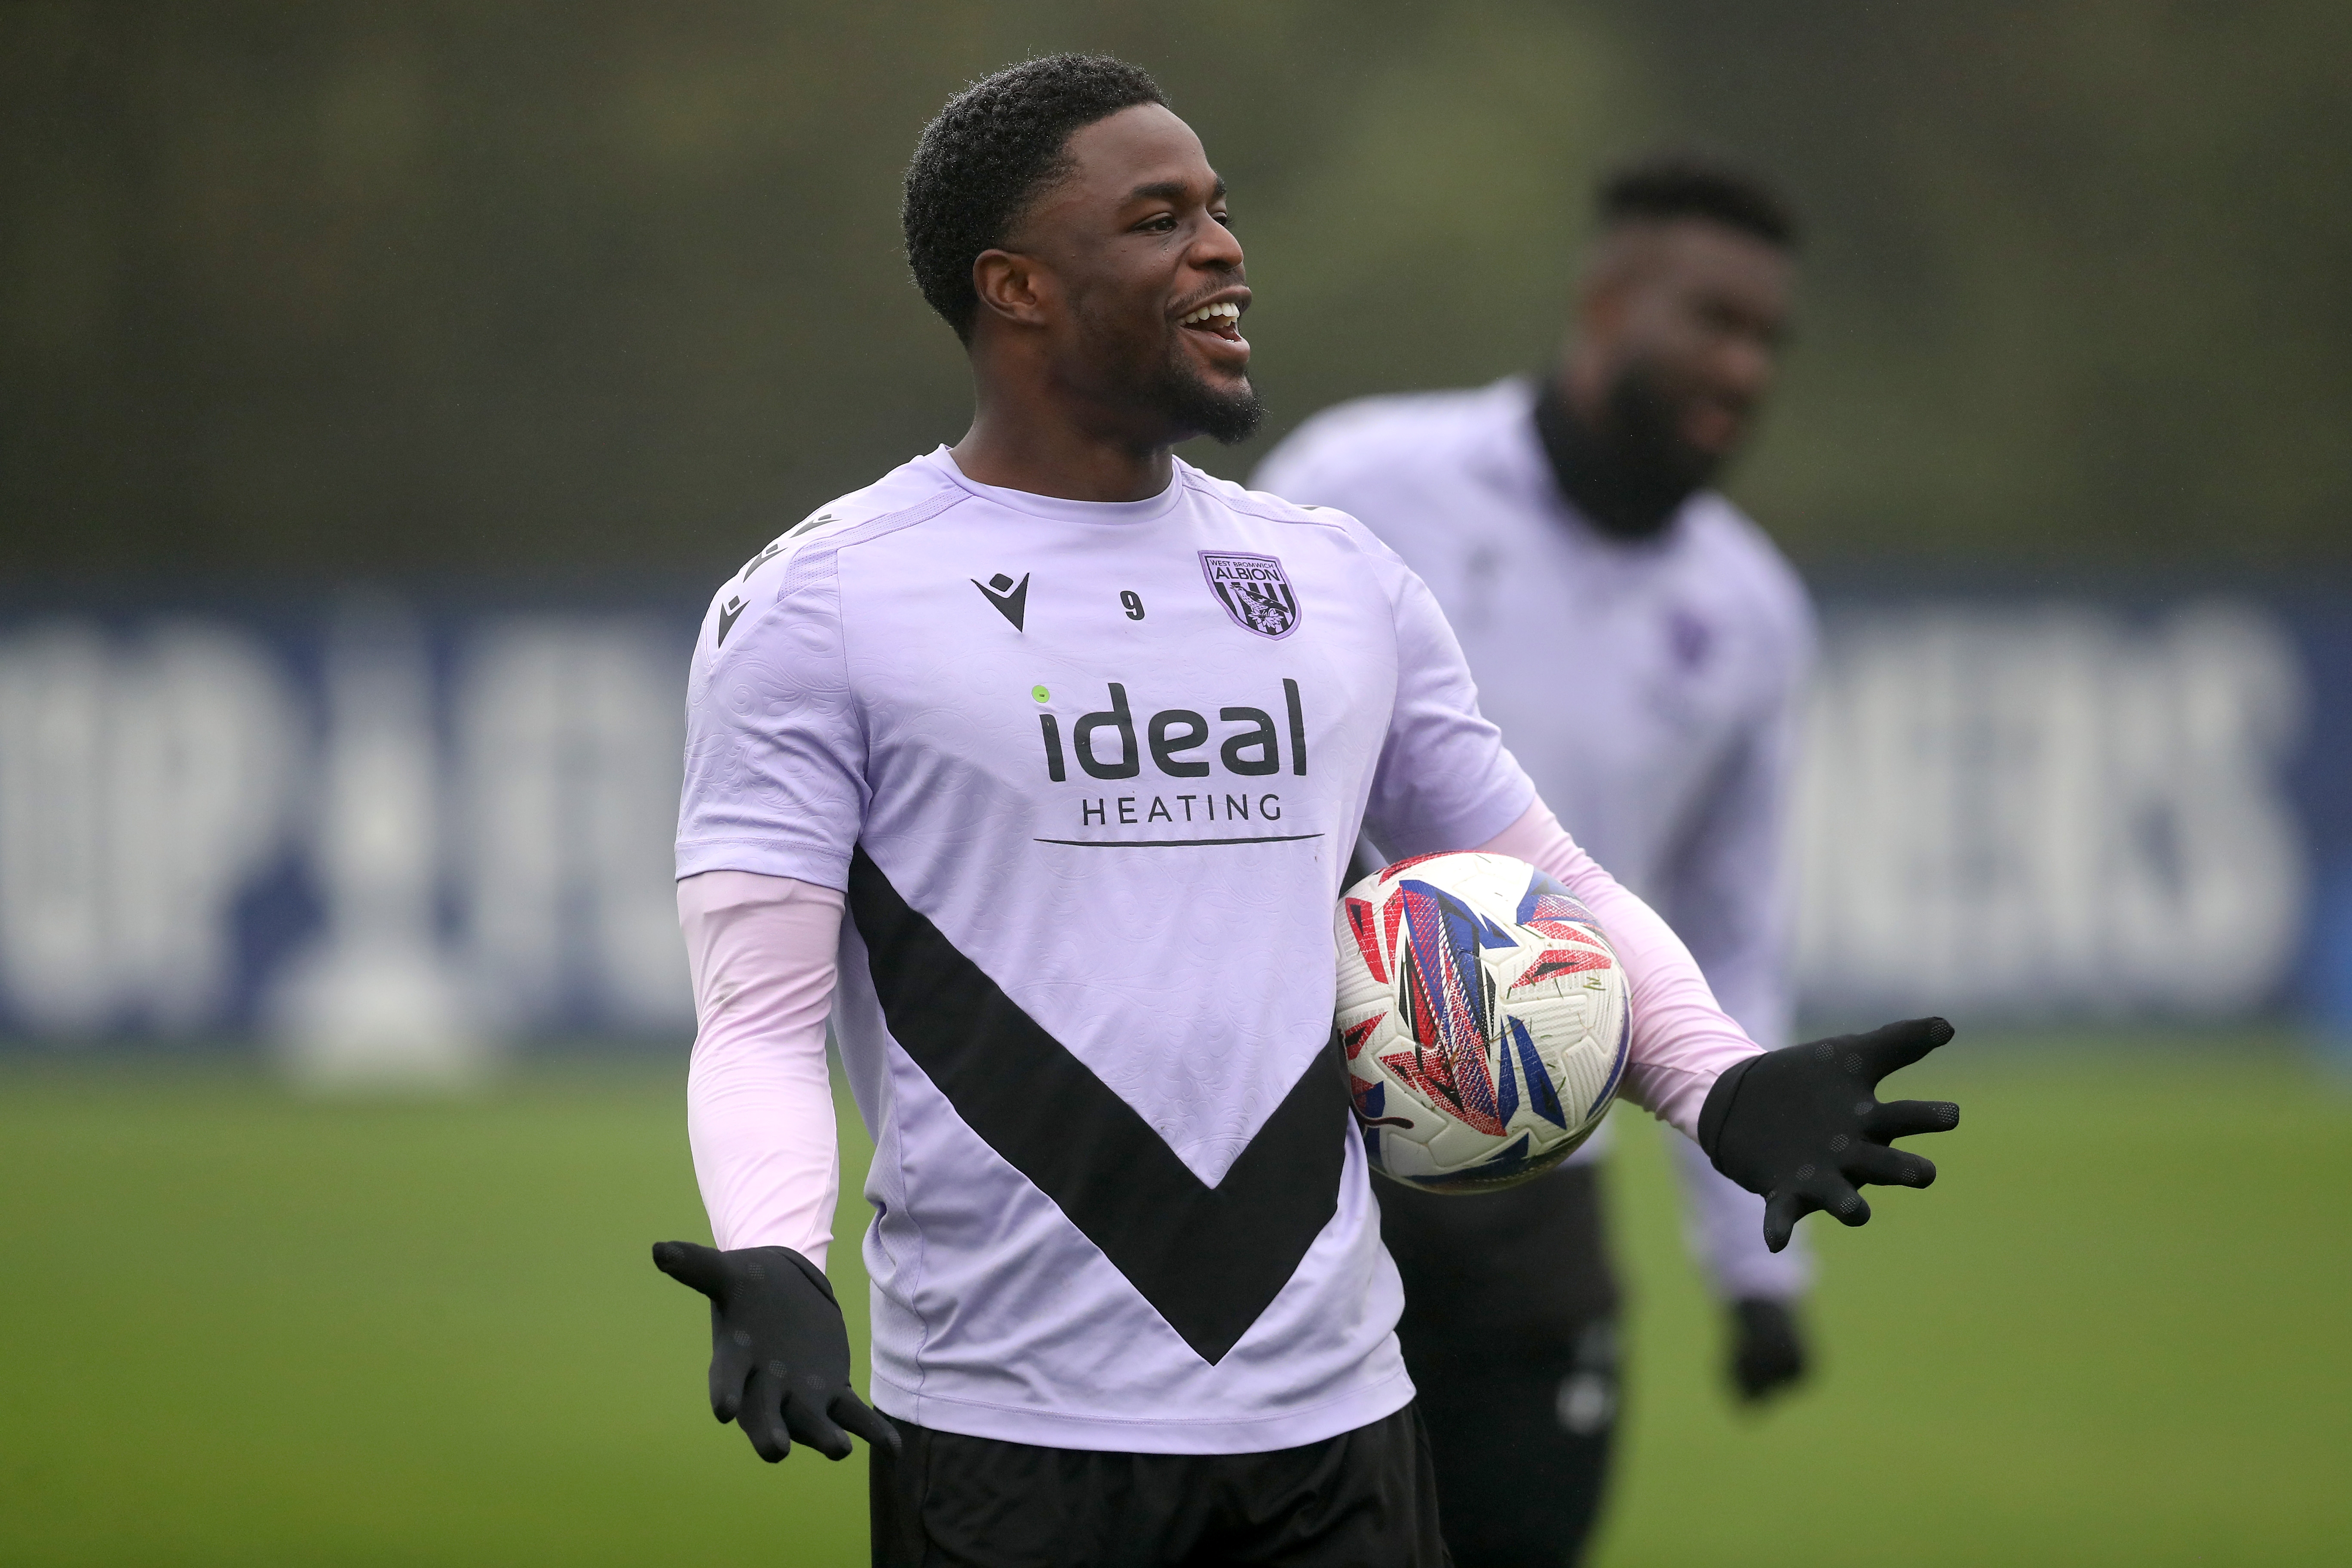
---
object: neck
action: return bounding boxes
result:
[1533,368,1695,541]
[951,376,1175,503]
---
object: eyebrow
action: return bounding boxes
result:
[1130,176,1227,203]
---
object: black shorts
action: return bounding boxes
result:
[1377,1160,1621,1347]
[869,1403,1451,1568]
[1377,1161,1623,1568]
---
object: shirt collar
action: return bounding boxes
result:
[921,446,1187,526]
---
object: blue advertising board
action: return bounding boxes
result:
[0,591,2342,1063]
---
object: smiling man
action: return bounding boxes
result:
[651,60,1957,1568]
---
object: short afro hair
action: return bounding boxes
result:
[903,55,1167,342]
[1597,151,1798,251]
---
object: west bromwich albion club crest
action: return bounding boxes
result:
[1200,551,1301,639]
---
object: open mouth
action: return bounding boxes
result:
[1178,298,1246,344]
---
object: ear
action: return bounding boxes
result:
[971,248,1053,330]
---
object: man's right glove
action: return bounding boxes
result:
[1699,1016,1961,1253]
[651,1240,900,1464]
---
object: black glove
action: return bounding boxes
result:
[650,1240,900,1463]
[1728,1296,1808,1403]
[1700,1017,1960,1252]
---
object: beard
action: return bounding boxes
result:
[1147,346,1265,445]
[1601,360,1726,499]
[1075,294,1267,447]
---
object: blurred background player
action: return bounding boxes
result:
[1255,152,1813,1568]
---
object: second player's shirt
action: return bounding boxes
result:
[677,447,1535,1453]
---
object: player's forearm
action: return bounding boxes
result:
[1477,798,1759,1138]
[679,870,844,1267]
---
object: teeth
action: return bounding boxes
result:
[1180,300,1242,325]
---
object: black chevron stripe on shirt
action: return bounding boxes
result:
[846,845,1352,1365]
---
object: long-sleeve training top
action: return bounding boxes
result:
[674,445,1761,1453]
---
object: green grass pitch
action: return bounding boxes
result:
[1,1038,2346,1565]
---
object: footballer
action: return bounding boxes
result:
[654,56,1958,1567]
[1258,154,1819,1565]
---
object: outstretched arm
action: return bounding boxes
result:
[1479,799,1959,1253]
[1357,543,1954,1253]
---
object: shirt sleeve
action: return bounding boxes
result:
[1360,547,1537,858]
[1651,604,1816,1298]
[1477,797,1761,1139]
[675,547,868,889]
[679,870,844,1268]
[1654,624,1811,1054]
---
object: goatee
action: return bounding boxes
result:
[1533,365,1721,541]
[1601,362,1721,499]
[1154,358,1265,446]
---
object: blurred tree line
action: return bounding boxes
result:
[2,0,2346,584]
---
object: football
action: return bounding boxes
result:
[1335,851,1630,1191]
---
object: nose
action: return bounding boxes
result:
[1191,213,1245,273]
[1711,332,1775,406]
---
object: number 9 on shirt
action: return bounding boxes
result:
[1336,852,1630,1192]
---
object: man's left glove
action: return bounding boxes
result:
[650,1240,900,1464]
[1728,1296,1808,1403]
[1700,1016,1961,1253]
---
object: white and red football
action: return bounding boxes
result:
[1334,851,1629,1192]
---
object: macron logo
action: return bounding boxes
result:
[715,594,746,646]
[972,572,1030,631]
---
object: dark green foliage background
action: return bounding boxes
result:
[3,1046,2346,1564]
[4,2,2347,584]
